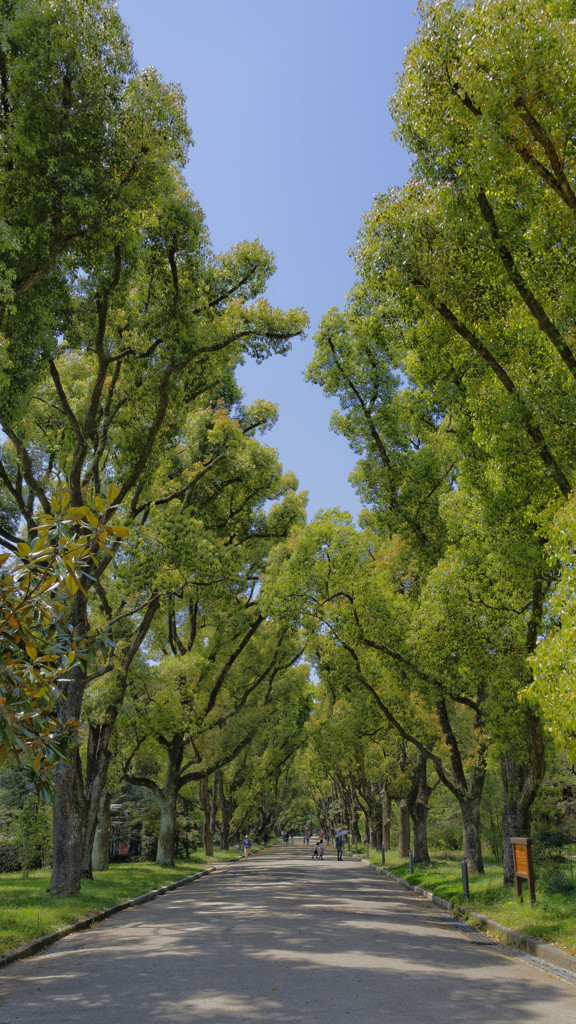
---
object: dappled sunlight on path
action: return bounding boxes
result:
[1,845,575,1023]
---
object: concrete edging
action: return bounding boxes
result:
[461,909,576,974]
[0,867,216,971]
[347,853,576,974]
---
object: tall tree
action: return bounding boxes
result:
[0,0,307,893]
[307,0,576,881]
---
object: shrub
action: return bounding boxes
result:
[0,836,20,872]
[534,827,576,895]
[16,797,52,876]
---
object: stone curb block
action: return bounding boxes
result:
[0,867,216,971]
[347,853,576,972]
[461,910,576,974]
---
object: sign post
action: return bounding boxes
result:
[510,837,536,904]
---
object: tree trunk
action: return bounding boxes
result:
[50,597,158,894]
[50,743,87,894]
[157,786,178,867]
[435,696,487,875]
[200,777,216,857]
[397,799,410,858]
[256,804,275,841]
[81,721,114,878]
[348,791,361,844]
[409,757,432,864]
[219,772,236,850]
[210,771,219,852]
[500,580,546,884]
[365,783,382,849]
[50,643,88,895]
[412,803,430,864]
[156,735,185,867]
[500,707,545,884]
[92,790,111,872]
[460,795,484,874]
[381,784,392,852]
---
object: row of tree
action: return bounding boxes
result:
[287,0,576,884]
[0,0,312,892]
[2,0,576,892]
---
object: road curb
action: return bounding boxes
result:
[347,854,576,974]
[459,910,576,974]
[0,867,216,971]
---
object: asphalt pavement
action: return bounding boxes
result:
[1,843,575,1023]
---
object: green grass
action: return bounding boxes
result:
[358,846,576,957]
[0,847,258,958]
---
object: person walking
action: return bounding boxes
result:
[335,835,344,861]
[311,842,320,859]
[242,836,252,859]
[318,839,324,860]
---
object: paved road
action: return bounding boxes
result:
[1,844,575,1023]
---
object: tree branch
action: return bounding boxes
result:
[476,189,576,380]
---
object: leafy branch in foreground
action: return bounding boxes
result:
[0,493,126,797]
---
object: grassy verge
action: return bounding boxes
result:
[0,846,260,958]
[355,846,576,957]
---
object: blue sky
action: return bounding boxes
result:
[116,0,418,520]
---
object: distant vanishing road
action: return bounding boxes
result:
[1,844,575,1023]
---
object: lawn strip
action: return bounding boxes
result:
[352,847,576,959]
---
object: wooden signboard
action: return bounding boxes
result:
[510,837,535,904]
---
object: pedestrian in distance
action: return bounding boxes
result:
[335,835,344,861]
[318,840,324,860]
[242,836,252,859]
[311,842,320,859]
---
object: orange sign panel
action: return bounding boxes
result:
[513,845,529,876]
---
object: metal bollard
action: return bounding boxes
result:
[408,850,413,874]
[461,859,470,899]
[381,846,386,865]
